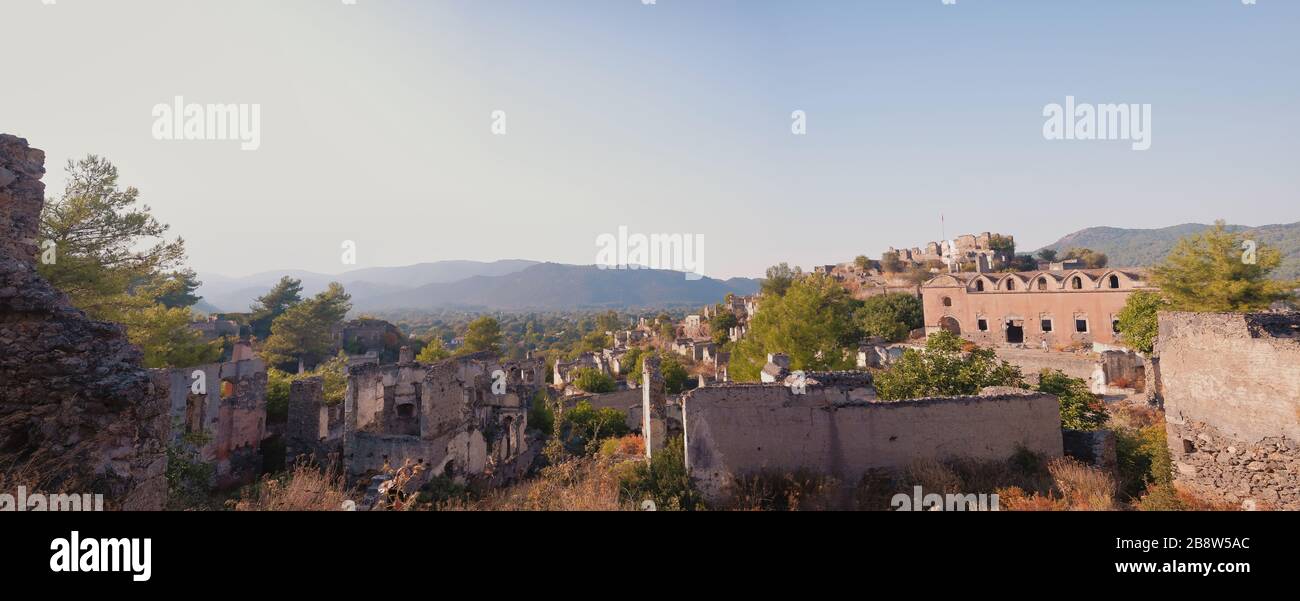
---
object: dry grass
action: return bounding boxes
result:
[446,458,631,511]
[1108,400,1164,430]
[231,463,352,511]
[727,470,839,511]
[1048,458,1117,510]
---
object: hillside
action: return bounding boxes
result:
[1039,222,1300,280]
[354,263,761,312]
[197,260,539,312]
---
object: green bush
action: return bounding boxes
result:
[527,391,554,435]
[875,331,1024,400]
[618,436,699,510]
[558,401,629,455]
[1037,369,1108,431]
[1115,424,1173,500]
[571,367,616,393]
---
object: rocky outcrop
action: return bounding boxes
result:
[0,134,169,510]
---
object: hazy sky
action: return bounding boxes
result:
[4,0,1297,279]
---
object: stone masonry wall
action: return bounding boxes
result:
[1157,311,1300,509]
[0,134,169,510]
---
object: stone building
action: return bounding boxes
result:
[0,134,169,510]
[284,376,345,466]
[344,350,546,485]
[340,318,404,362]
[156,358,269,488]
[1157,312,1300,509]
[922,268,1154,348]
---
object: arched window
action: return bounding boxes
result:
[1006,279,1016,291]
[942,296,953,307]
[975,280,985,292]
[1071,276,1082,290]
[1037,278,1047,291]
[1109,275,1120,289]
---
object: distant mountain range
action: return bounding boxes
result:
[197,260,540,313]
[197,260,760,313]
[1038,222,1300,280]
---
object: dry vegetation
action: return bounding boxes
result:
[230,463,352,511]
[444,458,632,511]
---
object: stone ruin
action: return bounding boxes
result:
[673,374,1063,505]
[0,134,170,510]
[154,358,268,488]
[331,350,547,487]
[1157,311,1300,509]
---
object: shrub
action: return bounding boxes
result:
[1048,458,1116,510]
[571,368,616,393]
[1115,423,1173,500]
[875,331,1025,400]
[526,391,554,435]
[231,462,351,511]
[618,436,700,510]
[728,470,838,511]
[557,401,629,455]
[1037,369,1108,430]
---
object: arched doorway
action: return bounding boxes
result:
[939,316,961,335]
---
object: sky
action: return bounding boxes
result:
[3,0,1298,280]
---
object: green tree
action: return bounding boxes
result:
[1063,247,1108,268]
[122,304,222,368]
[38,155,187,318]
[37,155,216,367]
[146,269,204,309]
[249,277,304,339]
[854,255,871,270]
[874,331,1024,400]
[557,401,629,455]
[461,316,504,355]
[854,293,923,343]
[416,338,451,363]
[1115,291,1168,354]
[1036,370,1107,431]
[1036,248,1058,263]
[988,234,1016,256]
[761,263,803,297]
[1151,221,1294,312]
[730,274,859,381]
[625,351,690,394]
[261,283,352,370]
[572,368,616,393]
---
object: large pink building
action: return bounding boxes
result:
[921,269,1154,349]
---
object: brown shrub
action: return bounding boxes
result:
[727,470,838,511]
[232,463,352,511]
[1048,458,1117,510]
[448,458,629,511]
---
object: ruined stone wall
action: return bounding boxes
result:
[285,376,343,464]
[156,359,267,488]
[1157,312,1300,509]
[0,134,169,510]
[343,354,543,483]
[682,384,1062,504]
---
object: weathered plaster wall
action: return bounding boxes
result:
[682,384,1063,504]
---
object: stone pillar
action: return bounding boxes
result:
[399,345,414,364]
[642,354,667,459]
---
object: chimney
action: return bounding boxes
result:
[399,346,414,364]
